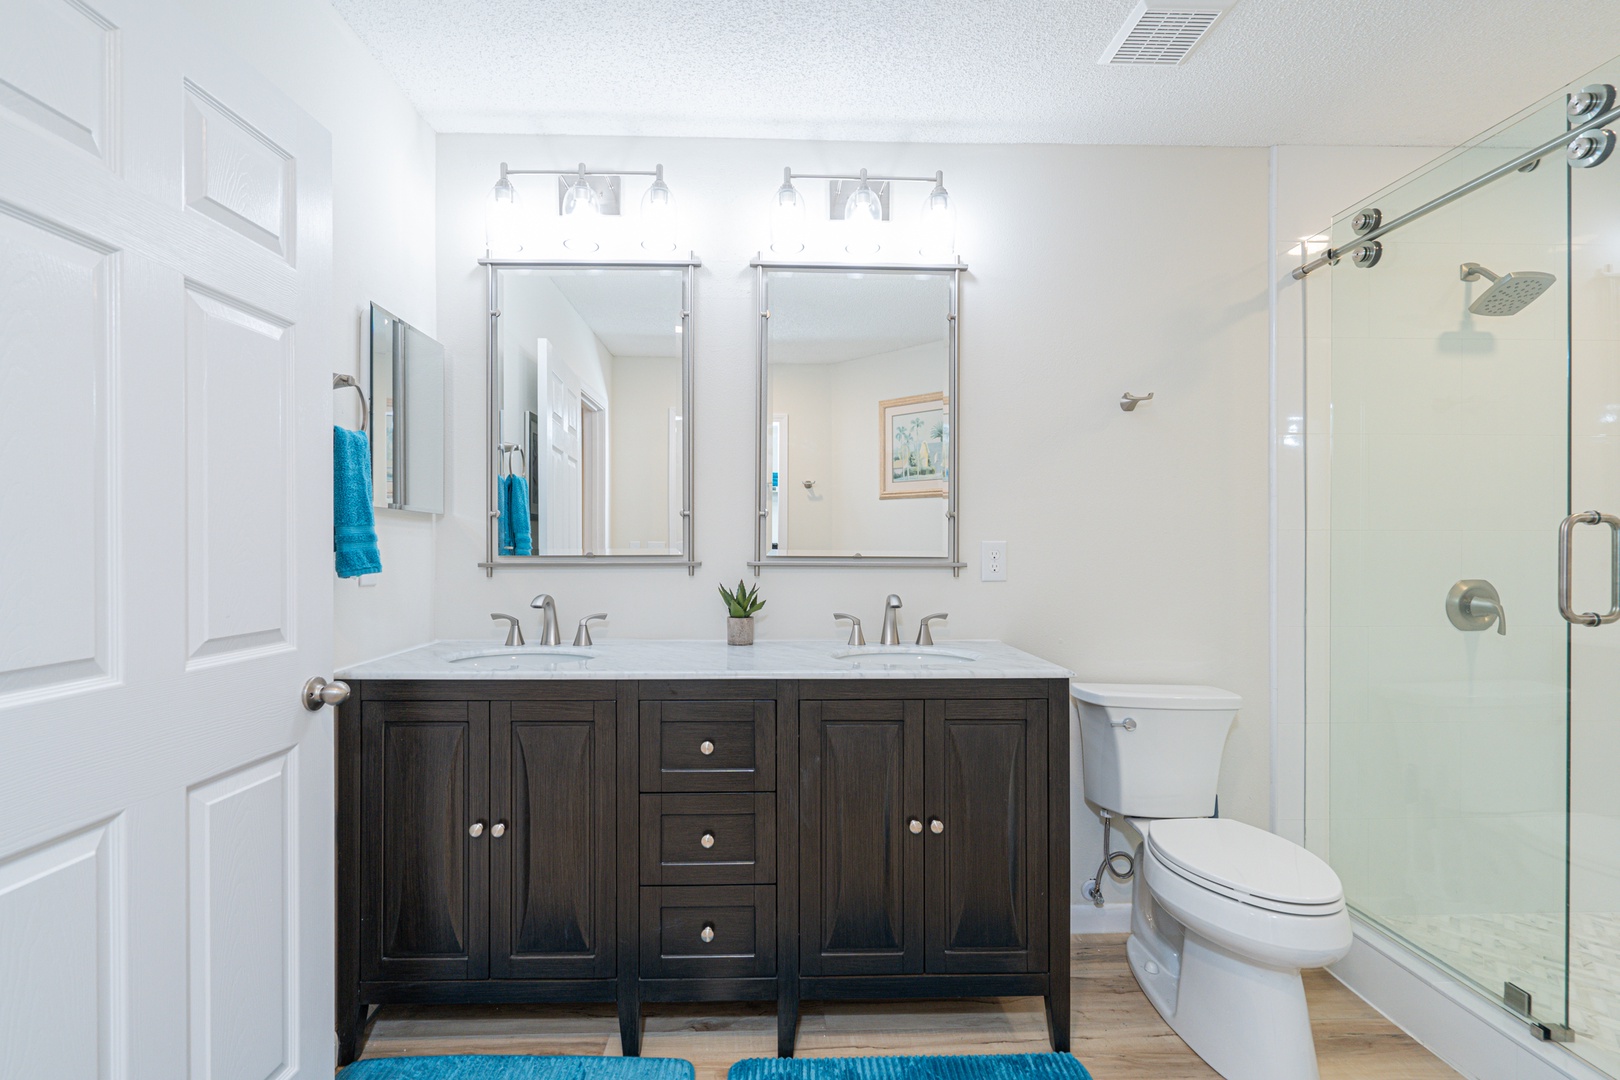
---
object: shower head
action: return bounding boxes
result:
[1459,262,1556,317]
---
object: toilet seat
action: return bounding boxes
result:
[1143,818,1344,916]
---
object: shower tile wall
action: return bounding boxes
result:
[1324,95,1572,1018]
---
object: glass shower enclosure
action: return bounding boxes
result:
[1313,60,1620,1078]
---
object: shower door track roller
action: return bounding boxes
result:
[1294,88,1620,279]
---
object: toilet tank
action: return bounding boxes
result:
[1071,682,1241,819]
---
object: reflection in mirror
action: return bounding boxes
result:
[369,304,446,514]
[491,265,689,560]
[762,269,954,561]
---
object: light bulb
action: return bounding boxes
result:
[486,169,521,255]
[562,165,599,252]
[640,164,676,252]
[919,171,954,257]
[770,167,805,254]
[844,170,881,255]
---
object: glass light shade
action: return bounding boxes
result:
[485,173,521,255]
[562,175,600,252]
[919,177,954,256]
[843,179,882,255]
[640,166,676,252]
[770,172,806,254]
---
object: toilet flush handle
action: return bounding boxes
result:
[1111,716,1138,731]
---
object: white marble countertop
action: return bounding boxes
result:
[336,638,1071,682]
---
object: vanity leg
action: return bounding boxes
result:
[776,986,800,1057]
[1045,981,1071,1053]
[336,1000,369,1066]
[618,994,643,1057]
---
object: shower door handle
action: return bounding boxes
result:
[1557,510,1620,626]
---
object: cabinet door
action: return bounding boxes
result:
[925,699,1049,974]
[360,701,489,982]
[490,701,616,978]
[800,699,924,976]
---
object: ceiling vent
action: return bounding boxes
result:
[1098,1,1235,66]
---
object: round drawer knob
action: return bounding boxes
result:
[699,740,715,756]
[930,818,944,834]
[468,821,485,837]
[700,832,716,849]
[700,923,716,943]
[908,818,923,834]
[490,822,506,838]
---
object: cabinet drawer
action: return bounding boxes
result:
[639,885,776,979]
[640,793,775,885]
[639,700,775,792]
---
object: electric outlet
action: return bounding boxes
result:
[981,540,1007,581]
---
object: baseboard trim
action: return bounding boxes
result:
[1070,902,1132,935]
[1329,915,1610,1080]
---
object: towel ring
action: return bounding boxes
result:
[499,442,527,478]
[333,373,368,433]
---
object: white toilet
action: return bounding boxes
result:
[1071,682,1352,1080]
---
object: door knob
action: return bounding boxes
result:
[908,818,923,834]
[930,818,944,834]
[469,821,485,837]
[700,923,716,943]
[700,832,715,848]
[302,676,350,710]
[490,822,507,838]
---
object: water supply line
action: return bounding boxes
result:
[1083,812,1136,907]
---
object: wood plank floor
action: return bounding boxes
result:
[356,935,1460,1079]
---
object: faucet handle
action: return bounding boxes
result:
[574,613,608,647]
[915,613,948,647]
[833,613,866,647]
[491,613,524,647]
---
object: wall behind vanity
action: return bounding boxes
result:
[435,135,1274,907]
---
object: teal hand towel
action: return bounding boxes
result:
[508,473,532,556]
[334,425,382,577]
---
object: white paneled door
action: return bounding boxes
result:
[0,0,334,1077]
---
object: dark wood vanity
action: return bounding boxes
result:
[335,675,1069,1064]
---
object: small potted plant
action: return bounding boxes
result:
[718,579,766,646]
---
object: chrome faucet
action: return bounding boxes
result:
[490,613,525,646]
[530,593,562,646]
[880,594,903,646]
[915,613,948,646]
[834,612,866,646]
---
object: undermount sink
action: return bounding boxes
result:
[443,646,597,671]
[831,645,979,668]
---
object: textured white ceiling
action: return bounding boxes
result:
[330,0,1620,146]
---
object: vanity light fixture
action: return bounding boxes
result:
[641,164,676,252]
[485,161,677,255]
[770,168,807,254]
[486,166,522,255]
[772,166,956,256]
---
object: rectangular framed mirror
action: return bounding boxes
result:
[752,259,964,572]
[481,258,698,573]
[368,303,446,514]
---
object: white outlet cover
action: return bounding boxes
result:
[982,540,1008,582]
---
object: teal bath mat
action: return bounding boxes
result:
[729,1054,1091,1080]
[340,1056,695,1080]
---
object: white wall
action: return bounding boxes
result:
[435,135,1274,910]
[606,356,681,551]
[178,0,439,667]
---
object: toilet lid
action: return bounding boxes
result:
[1146,818,1343,909]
